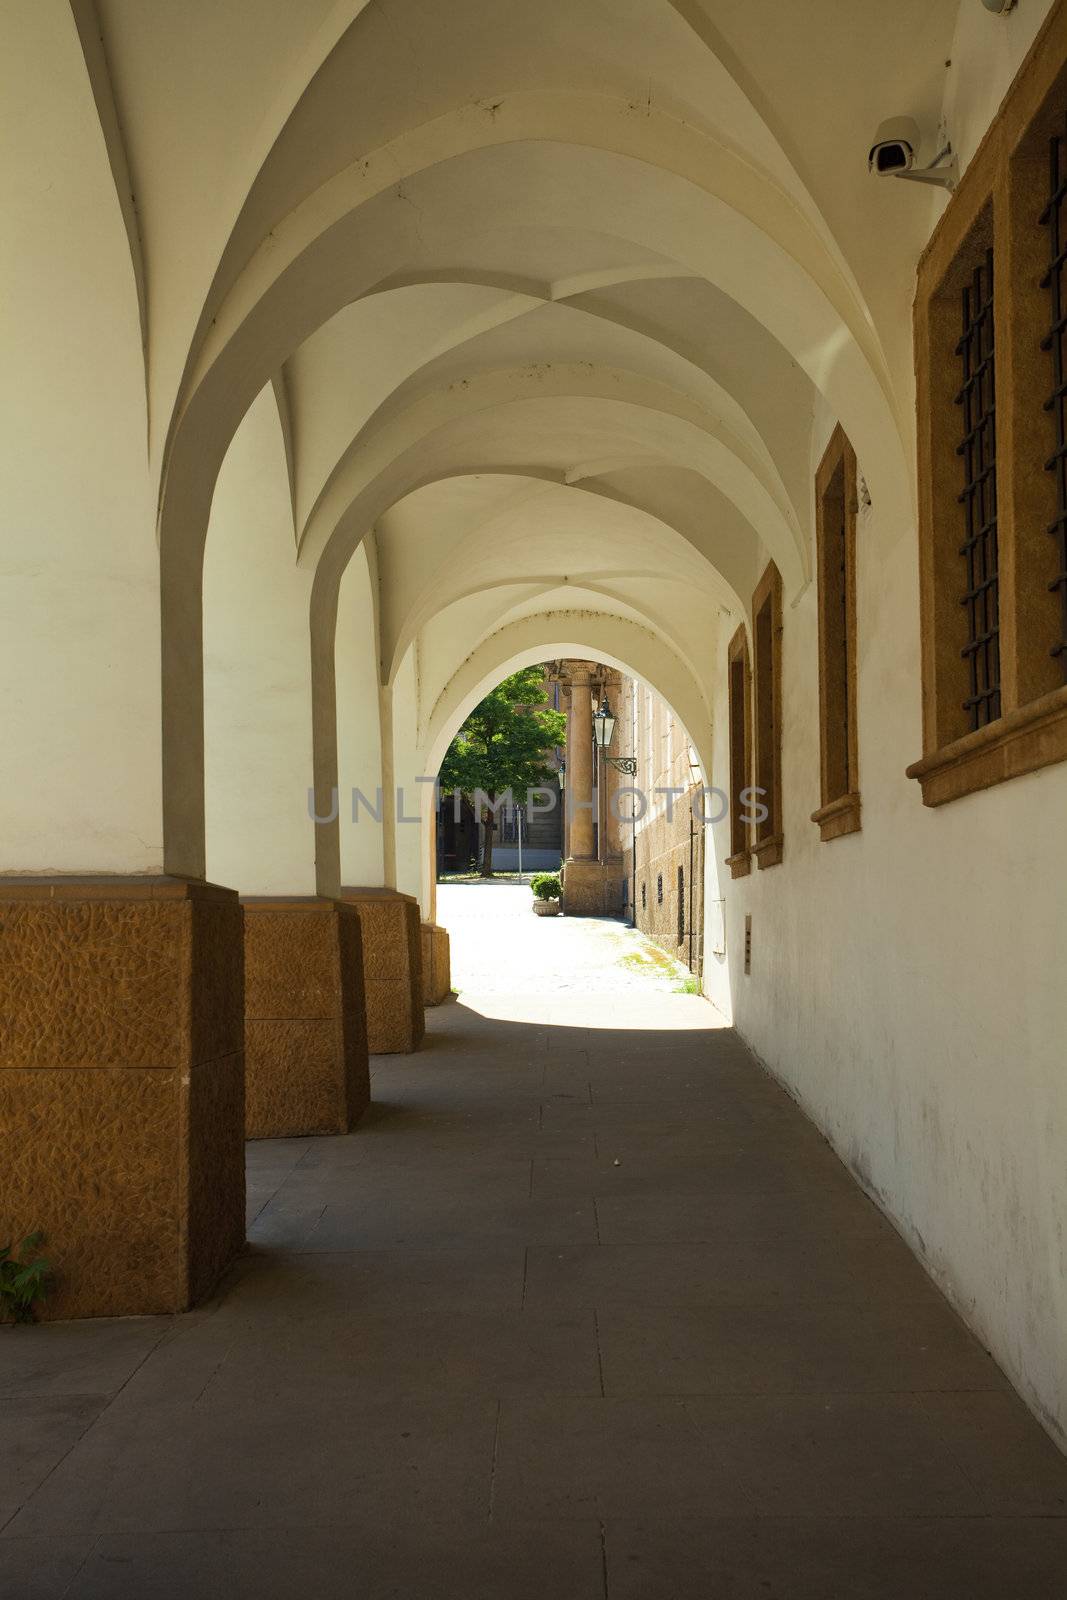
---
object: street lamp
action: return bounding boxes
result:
[593,694,637,775]
[591,691,639,930]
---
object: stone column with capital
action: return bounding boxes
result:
[566,670,596,861]
[562,661,626,915]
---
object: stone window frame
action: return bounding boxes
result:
[752,560,784,869]
[908,2,1067,807]
[812,425,861,841]
[725,623,752,879]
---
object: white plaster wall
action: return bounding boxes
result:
[0,4,162,874]
[390,649,426,906]
[943,0,1057,172]
[204,386,318,895]
[336,546,385,887]
[719,460,1067,1446]
[704,0,1067,1453]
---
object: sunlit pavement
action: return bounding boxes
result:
[437,878,698,996]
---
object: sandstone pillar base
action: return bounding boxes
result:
[421,922,452,1006]
[243,899,369,1139]
[561,857,627,917]
[0,876,245,1319]
[340,888,424,1053]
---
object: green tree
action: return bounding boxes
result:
[439,667,565,877]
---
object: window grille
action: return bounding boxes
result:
[1040,117,1067,677]
[955,246,1001,729]
[641,882,647,911]
[677,867,685,944]
[656,873,663,905]
[729,655,747,857]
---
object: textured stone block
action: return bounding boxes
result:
[421,922,452,1006]
[242,900,369,1139]
[341,889,424,1053]
[561,858,626,916]
[0,876,245,1320]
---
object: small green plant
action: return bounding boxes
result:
[530,872,561,901]
[673,974,702,995]
[0,1232,51,1324]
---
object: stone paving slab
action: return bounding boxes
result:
[2,983,1066,1598]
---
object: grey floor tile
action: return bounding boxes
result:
[0,1318,171,1399]
[195,1308,602,1403]
[10,1393,499,1537]
[524,1234,939,1311]
[492,1395,754,1521]
[604,1516,1067,1599]
[920,1389,1067,1512]
[598,1298,1007,1397]
[0,1397,107,1530]
[295,1195,597,1251]
[0,1536,96,1600]
[68,1521,605,1600]
[222,1246,528,1317]
[689,1391,983,1516]
[593,1185,891,1244]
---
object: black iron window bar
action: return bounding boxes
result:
[955,246,1001,731]
[833,482,852,790]
[1040,117,1067,679]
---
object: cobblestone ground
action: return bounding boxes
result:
[436,879,697,996]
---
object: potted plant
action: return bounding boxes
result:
[1,1232,51,1324]
[531,872,562,916]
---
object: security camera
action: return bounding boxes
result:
[869,117,958,191]
[981,0,1016,12]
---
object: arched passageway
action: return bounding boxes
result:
[4,3,1067,1593]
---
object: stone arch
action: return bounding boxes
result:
[157,112,907,880]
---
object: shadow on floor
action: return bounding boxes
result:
[2,998,1065,1599]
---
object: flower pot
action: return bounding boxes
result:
[533,898,561,916]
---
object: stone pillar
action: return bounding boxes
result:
[563,664,629,915]
[341,888,424,1053]
[243,898,369,1138]
[567,671,595,860]
[0,876,245,1319]
[421,922,452,1006]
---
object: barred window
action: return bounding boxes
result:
[813,427,860,840]
[656,872,663,905]
[1040,115,1067,678]
[908,5,1067,807]
[726,625,751,878]
[752,561,783,869]
[956,247,1001,730]
[677,867,685,944]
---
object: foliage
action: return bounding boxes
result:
[530,872,562,901]
[0,1232,51,1324]
[673,974,702,994]
[438,667,565,876]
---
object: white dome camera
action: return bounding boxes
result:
[869,117,958,191]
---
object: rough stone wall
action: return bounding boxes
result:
[0,878,245,1319]
[243,900,369,1139]
[618,678,705,973]
[342,889,425,1053]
